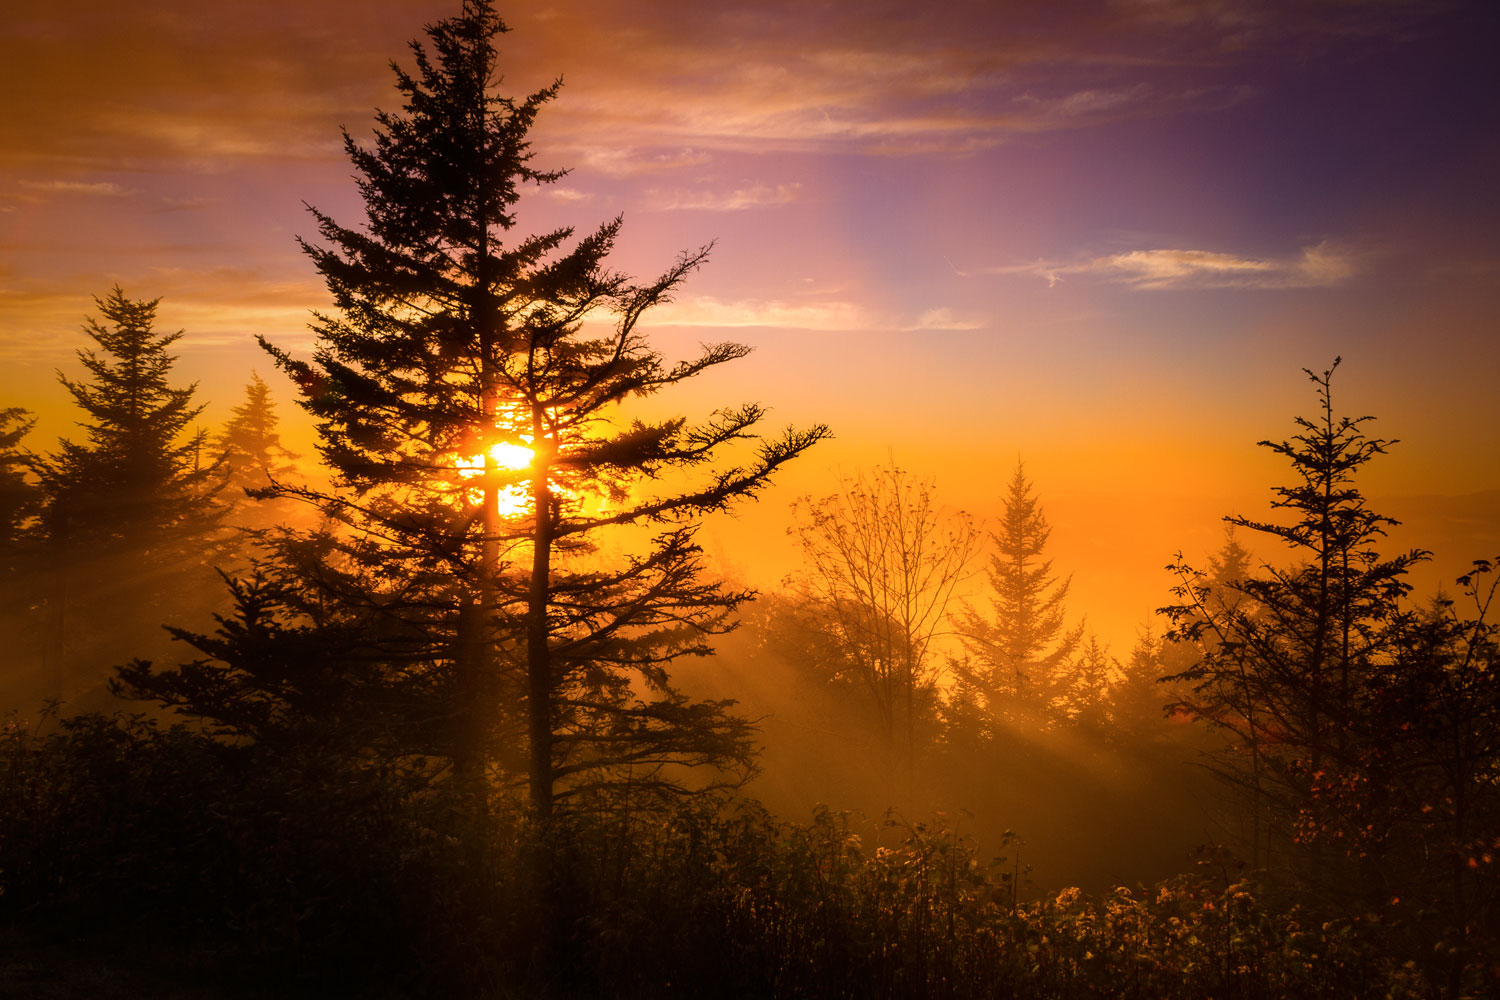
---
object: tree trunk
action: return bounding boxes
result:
[527,442,555,819]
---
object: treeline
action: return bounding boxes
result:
[1,2,1497,997]
[0,296,304,713]
[688,460,1214,894]
[695,362,1500,997]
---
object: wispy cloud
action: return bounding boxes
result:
[991,242,1356,290]
[643,296,983,332]
[544,186,595,203]
[0,0,1443,176]
[905,308,986,331]
[1,179,132,208]
[646,182,801,212]
[648,296,867,331]
[547,78,1242,160]
[568,146,713,176]
[0,267,327,361]
[19,179,128,197]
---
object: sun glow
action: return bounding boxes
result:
[454,440,536,517]
[488,441,534,470]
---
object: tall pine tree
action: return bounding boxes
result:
[128,1,827,818]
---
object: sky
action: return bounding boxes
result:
[3,0,1498,650]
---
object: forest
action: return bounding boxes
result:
[1,3,1497,998]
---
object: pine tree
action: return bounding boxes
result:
[128,0,826,818]
[214,373,301,529]
[1161,359,1427,881]
[1065,632,1114,728]
[954,461,1081,726]
[35,289,226,698]
[216,373,299,492]
[0,408,44,702]
[0,408,38,551]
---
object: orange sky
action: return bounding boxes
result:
[3,0,1498,652]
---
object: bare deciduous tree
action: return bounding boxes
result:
[788,465,980,790]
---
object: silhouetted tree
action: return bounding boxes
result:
[954,461,1082,729]
[0,408,38,551]
[1161,359,1427,888]
[129,0,827,821]
[1352,566,1500,989]
[34,289,226,699]
[214,373,300,528]
[0,408,44,702]
[116,531,458,767]
[1106,625,1193,742]
[788,465,979,792]
[1065,633,1115,729]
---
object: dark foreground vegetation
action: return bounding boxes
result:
[1,2,1496,997]
[3,712,1484,999]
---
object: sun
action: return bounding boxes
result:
[487,441,534,470]
[452,440,535,517]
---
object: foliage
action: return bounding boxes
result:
[214,373,301,528]
[1160,359,1429,885]
[0,408,38,551]
[1293,562,1500,991]
[29,289,227,704]
[2,722,1467,998]
[787,465,979,784]
[0,711,443,994]
[953,461,1083,733]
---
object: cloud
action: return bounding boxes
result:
[544,76,1240,160]
[0,179,132,207]
[544,186,594,203]
[0,0,1445,178]
[992,242,1357,290]
[641,296,983,333]
[0,267,327,361]
[646,296,868,331]
[905,308,986,331]
[646,182,801,212]
[20,179,128,197]
[566,146,713,176]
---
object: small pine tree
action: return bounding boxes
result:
[214,373,301,528]
[955,461,1082,726]
[1107,625,1195,741]
[1065,632,1115,729]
